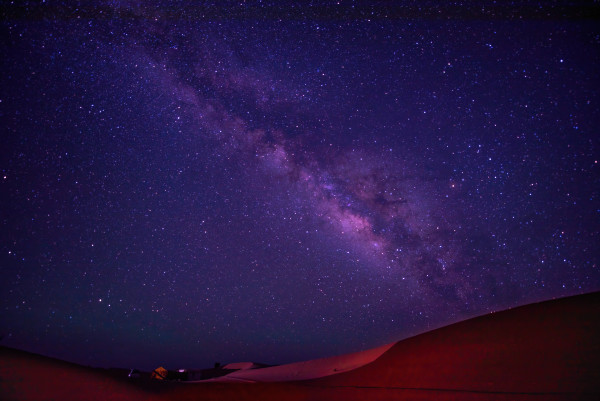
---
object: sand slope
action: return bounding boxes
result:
[205,341,394,382]
[308,291,600,399]
[1,291,599,400]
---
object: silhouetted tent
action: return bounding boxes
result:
[150,366,168,380]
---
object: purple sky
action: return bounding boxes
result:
[1,2,599,370]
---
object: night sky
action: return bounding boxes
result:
[1,2,599,371]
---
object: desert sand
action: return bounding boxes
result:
[1,291,599,400]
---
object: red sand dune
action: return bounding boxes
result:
[2,291,599,400]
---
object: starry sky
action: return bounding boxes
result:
[1,2,599,370]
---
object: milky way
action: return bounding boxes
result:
[1,2,599,370]
[143,21,472,301]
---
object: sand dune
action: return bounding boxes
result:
[205,341,394,382]
[309,291,600,399]
[2,292,599,400]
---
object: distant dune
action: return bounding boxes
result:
[2,292,599,400]
[207,341,394,382]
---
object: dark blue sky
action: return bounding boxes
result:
[1,1,599,370]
